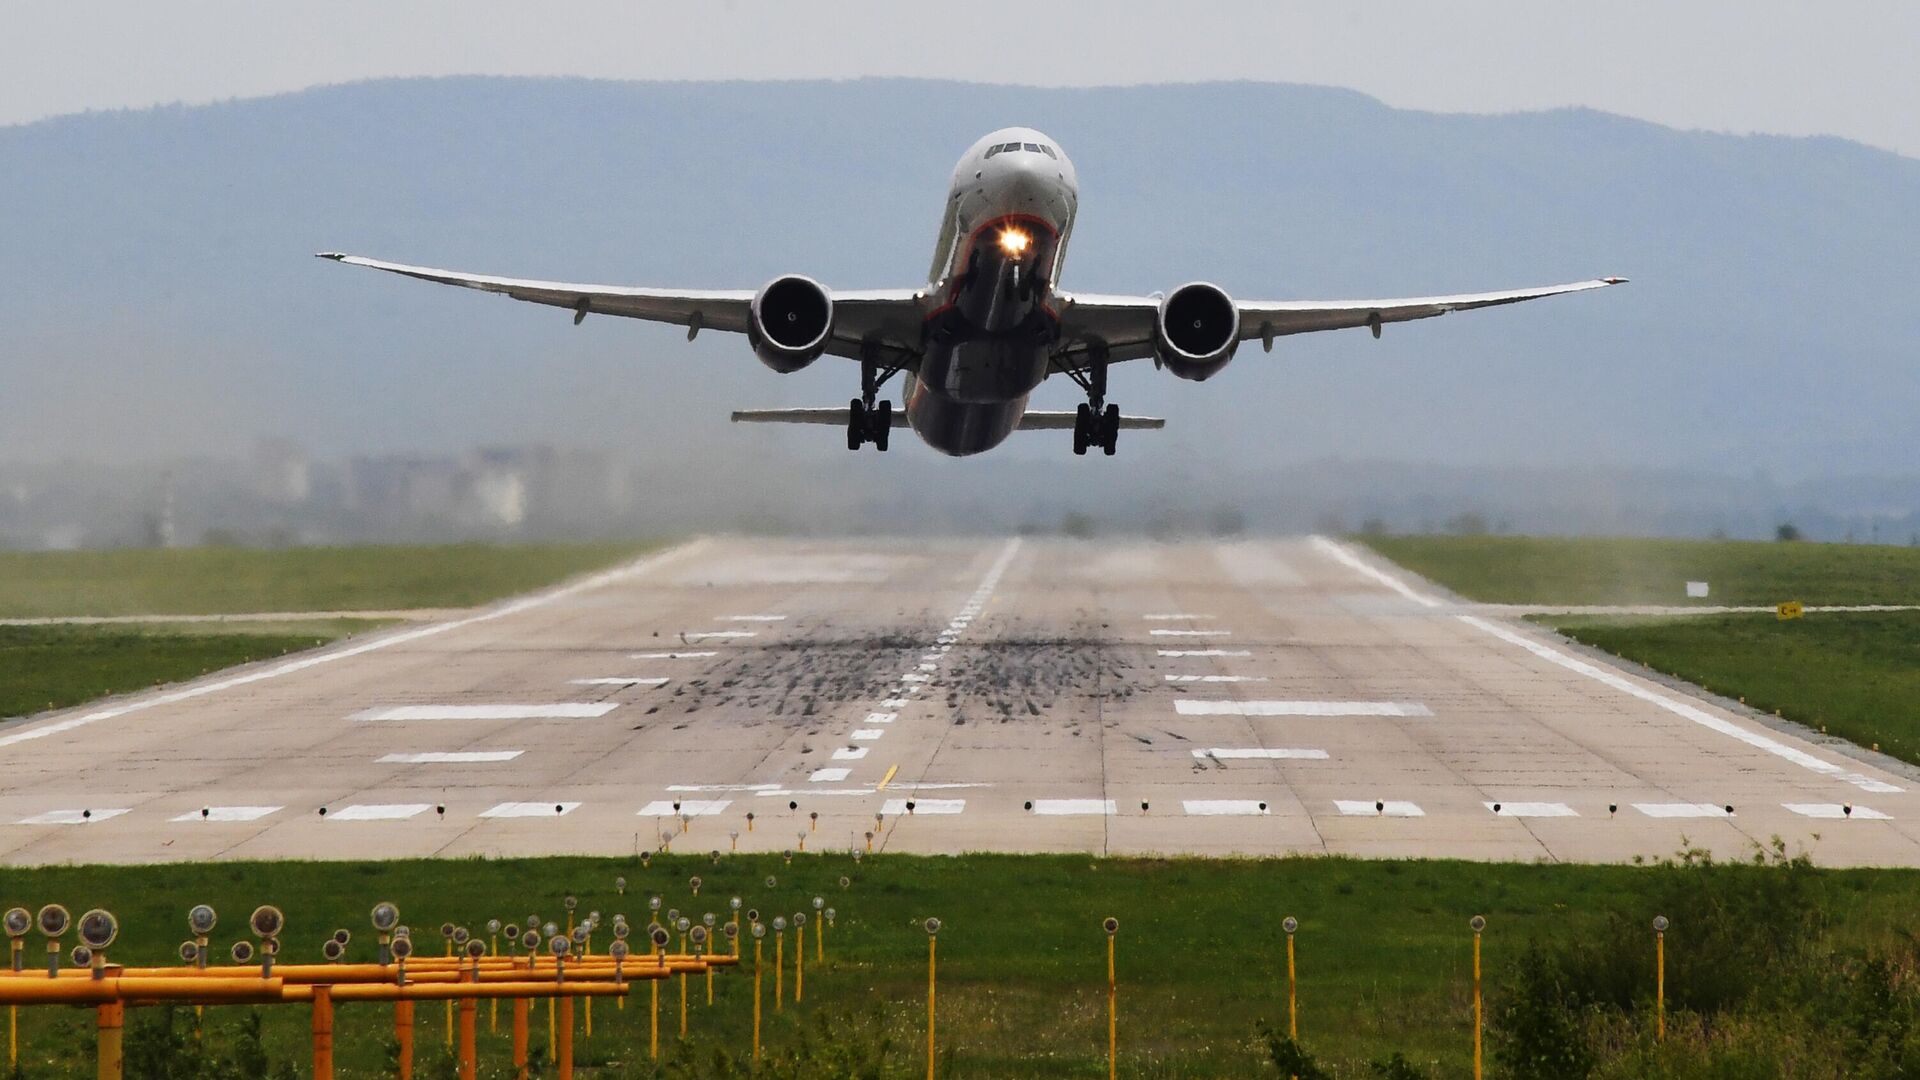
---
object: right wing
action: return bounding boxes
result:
[316,253,924,365]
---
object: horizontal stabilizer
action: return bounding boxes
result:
[729,408,1164,431]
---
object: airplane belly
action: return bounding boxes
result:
[904,374,1025,457]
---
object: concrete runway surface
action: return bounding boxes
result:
[0,537,1912,866]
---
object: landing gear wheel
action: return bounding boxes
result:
[1072,403,1091,456]
[871,400,892,452]
[1101,403,1120,456]
[847,398,866,451]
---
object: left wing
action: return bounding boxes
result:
[316,253,924,364]
[1053,277,1625,368]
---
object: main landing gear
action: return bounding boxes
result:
[1064,355,1119,456]
[847,354,905,452]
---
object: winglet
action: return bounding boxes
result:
[1601,276,1628,285]
[315,252,347,261]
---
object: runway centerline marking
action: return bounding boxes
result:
[1149,629,1232,637]
[1144,614,1213,620]
[379,751,523,764]
[629,651,716,660]
[0,540,704,750]
[1175,700,1432,717]
[480,801,580,818]
[16,808,130,825]
[1194,748,1329,760]
[169,806,280,823]
[353,704,617,721]
[1334,800,1424,817]
[1165,675,1269,683]
[882,798,963,815]
[1313,536,1904,796]
[681,630,756,640]
[719,614,786,622]
[569,677,669,687]
[328,804,430,822]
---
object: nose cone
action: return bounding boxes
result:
[985,151,1075,228]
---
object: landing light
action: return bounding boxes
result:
[998,227,1031,257]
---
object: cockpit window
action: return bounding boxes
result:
[1023,143,1041,153]
[1039,144,1057,158]
[984,144,1004,158]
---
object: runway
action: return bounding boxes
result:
[1,536,1913,866]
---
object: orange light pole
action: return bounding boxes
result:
[310,986,334,1080]
[556,997,574,1080]
[511,996,529,1080]
[1470,916,1486,1080]
[925,918,941,1080]
[394,1000,415,1080]
[96,1000,125,1080]
[1103,918,1119,1080]
[1654,915,1669,1042]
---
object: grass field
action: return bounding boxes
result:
[2,851,1916,1078]
[0,542,660,618]
[0,621,388,720]
[1537,610,1920,768]
[1357,534,1920,607]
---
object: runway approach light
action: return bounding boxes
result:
[998,227,1031,257]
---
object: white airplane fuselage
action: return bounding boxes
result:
[904,127,1079,456]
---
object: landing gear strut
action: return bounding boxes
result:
[847,353,904,452]
[1064,354,1119,456]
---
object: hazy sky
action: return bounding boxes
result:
[8,1,1919,157]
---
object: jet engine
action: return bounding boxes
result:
[748,275,834,373]
[1154,282,1239,381]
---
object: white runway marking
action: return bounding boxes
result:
[1182,800,1268,815]
[918,662,938,671]
[1193,748,1329,760]
[665,783,778,793]
[1165,674,1269,683]
[480,801,580,818]
[810,768,851,782]
[0,542,702,751]
[638,799,730,816]
[864,712,898,724]
[1031,799,1116,816]
[881,698,909,708]
[329,804,430,821]
[1334,800,1425,817]
[16,808,130,825]
[1150,629,1231,637]
[1487,801,1578,817]
[1144,614,1214,620]
[1634,803,1734,818]
[1157,649,1251,657]
[832,746,870,761]
[850,729,885,741]
[901,673,932,683]
[170,806,280,822]
[629,651,717,660]
[757,787,874,797]
[1313,536,1905,796]
[720,614,787,622]
[379,751,524,764]
[569,677,669,687]
[1785,803,1890,820]
[354,704,617,721]
[681,630,756,640]
[1175,700,1432,717]
[882,798,964,815]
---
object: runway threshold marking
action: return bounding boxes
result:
[328,804,430,821]
[1193,748,1329,760]
[810,768,852,782]
[1175,700,1432,717]
[1311,536,1905,796]
[0,541,704,751]
[168,806,281,823]
[1486,801,1578,817]
[379,751,524,763]
[1157,649,1250,657]
[637,799,730,816]
[832,747,871,761]
[1165,674,1269,683]
[681,630,756,640]
[1143,614,1214,620]
[1030,799,1116,816]
[719,614,787,622]
[877,763,899,790]
[353,704,618,721]
[480,801,580,818]
[15,808,131,825]
[882,798,963,815]
[1182,800,1268,815]
[569,677,669,687]
[1334,800,1425,817]
[1785,803,1891,820]
[1149,629,1231,637]
[629,651,717,660]
[1634,803,1734,818]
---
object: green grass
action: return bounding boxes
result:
[0,541,661,618]
[0,621,388,720]
[1,852,1916,1077]
[1357,535,1920,606]
[1538,610,1920,768]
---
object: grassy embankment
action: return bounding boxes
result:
[0,543,659,720]
[3,851,1918,1078]
[1357,535,1920,768]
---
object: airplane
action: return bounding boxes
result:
[319,126,1623,458]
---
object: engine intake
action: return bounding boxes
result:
[749,275,833,373]
[1155,282,1239,381]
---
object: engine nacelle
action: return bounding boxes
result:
[748,275,833,373]
[1154,282,1240,381]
